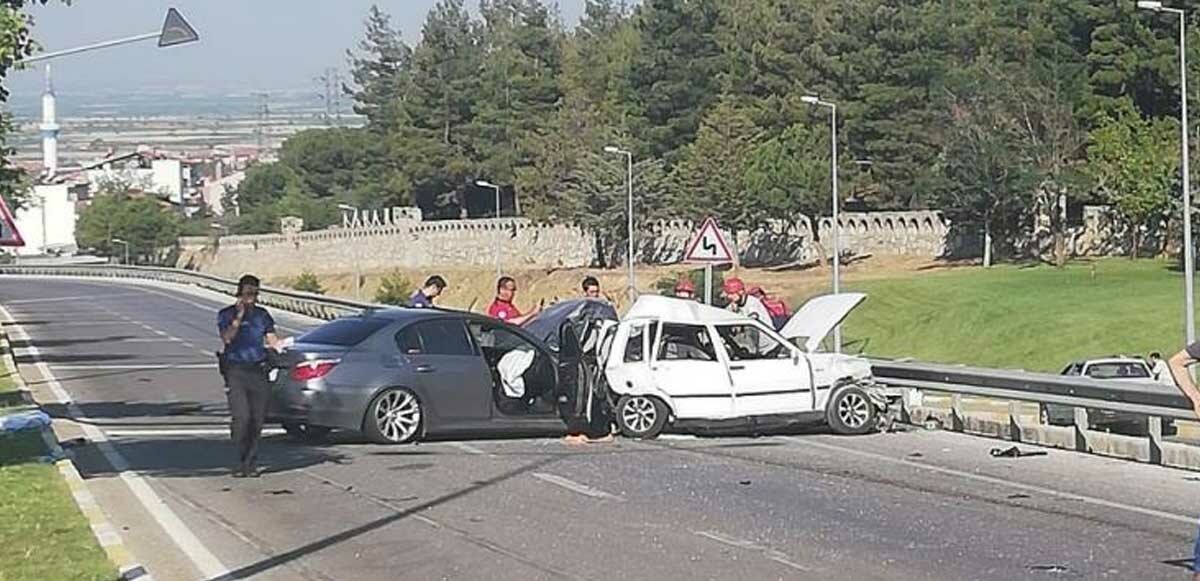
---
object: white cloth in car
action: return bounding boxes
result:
[497,347,536,398]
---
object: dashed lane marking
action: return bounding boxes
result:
[530,472,620,500]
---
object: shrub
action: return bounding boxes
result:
[292,271,324,295]
[375,270,412,306]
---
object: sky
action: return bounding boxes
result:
[5,1,589,105]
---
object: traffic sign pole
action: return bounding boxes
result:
[704,265,713,305]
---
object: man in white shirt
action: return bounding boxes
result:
[1149,352,1174,386]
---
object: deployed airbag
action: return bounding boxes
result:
[498,348,535,398]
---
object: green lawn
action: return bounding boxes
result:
[0,430,115,581]
[838,259,1194,373]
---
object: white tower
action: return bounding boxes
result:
[40,64,59,177]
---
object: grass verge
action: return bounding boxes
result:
[0,430,115,581]
[842,258,1193,372]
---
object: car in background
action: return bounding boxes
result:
[598,293,894,439]
[267,299,616,444]
[1041,357,1175,434]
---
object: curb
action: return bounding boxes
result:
[2,325,152,581]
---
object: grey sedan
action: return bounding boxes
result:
[268,300,616,444]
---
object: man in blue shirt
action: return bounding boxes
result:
[218,274,283,478]
[408,275,447,308]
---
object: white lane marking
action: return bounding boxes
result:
[32,321,136,326]
[49,363,217,370]
[5,293,142,305]
[106,428,285,438]
[121,337,183,343]
[446,442,493,457]
[789,437,1197,526]
[530,472,620,500]
[0,304,228,578]
[694,531,811,572]
[659,434,697,441]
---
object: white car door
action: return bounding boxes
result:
[649,322,735,419]
[712,322,813,416]
[604,320,656,396]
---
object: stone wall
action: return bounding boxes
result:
[178,209,958,277]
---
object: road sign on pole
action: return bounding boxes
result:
[682,216,733,264]
[0,195,25,247]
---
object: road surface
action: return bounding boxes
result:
[1,276,1198,580]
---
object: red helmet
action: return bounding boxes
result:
[722,277,745,295]
[675,278,696,293]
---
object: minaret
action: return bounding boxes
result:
[40,64,59,177]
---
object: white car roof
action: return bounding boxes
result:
[1081,357,1149,367]
[625,295,755,325]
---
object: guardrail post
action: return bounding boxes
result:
[1148,417,1163,465]
[1072,407,1089,453]
[950,393,964,432]
[1007,400,1021,442]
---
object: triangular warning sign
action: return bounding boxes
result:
[682,216,733,264]
[158,8,199,48]
[0,195,24,247]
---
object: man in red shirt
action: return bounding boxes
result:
[487,276,541,325]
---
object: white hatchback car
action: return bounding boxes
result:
[596,293,892,439]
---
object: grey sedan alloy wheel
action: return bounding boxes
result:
[366,388,422,444]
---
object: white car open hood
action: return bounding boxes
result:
[779,292,867,352]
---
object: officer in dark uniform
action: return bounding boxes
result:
[217,274,284,477]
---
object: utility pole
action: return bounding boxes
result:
[316,68,342,126]
[252,92,270,151]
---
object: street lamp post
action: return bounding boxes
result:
[337,203,362,299]
[15,8,199,66]
[475,180,503,279]
[604,146,635,298]
[1140,0,1194,344]
[801,95,842,353]
[111,238,129,265]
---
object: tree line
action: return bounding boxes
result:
[220,1,1200,266]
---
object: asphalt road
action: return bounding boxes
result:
[3,277,1200,580]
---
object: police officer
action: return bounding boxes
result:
[218,274,285,478]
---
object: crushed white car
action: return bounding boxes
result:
[595,293,893,439]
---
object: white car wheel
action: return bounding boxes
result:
[616,395,667,439]
[827,386,877,435]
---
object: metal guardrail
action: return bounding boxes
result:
[870,359,1200,469]
[0,264,380,321]
[871,359,1195,421]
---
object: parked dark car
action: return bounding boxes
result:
[268,299,617,444]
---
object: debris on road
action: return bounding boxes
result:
[990,446,1048,458]
[59,436,89,449]
[265,489,294,496]
[1028,564,1072,575]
